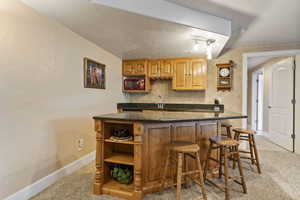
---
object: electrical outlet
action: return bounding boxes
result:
[77,138,84,151]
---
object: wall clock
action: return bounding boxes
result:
[216,60,233,91]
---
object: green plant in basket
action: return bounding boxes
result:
[111,165,133,184]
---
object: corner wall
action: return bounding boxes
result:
[0,0,124,199]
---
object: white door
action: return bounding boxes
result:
[268,57,294,151]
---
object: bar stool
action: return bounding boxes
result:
[221,122,233,139]
[233,128,261,174]
[204,136,247,200]
[160,141,207,200]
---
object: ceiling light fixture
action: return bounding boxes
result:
[206,39,215,60]
[192,38,216,60]
[193,39,201,51]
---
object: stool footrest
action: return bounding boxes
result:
[208,157,219,163]
[239,150,251,154]
[182,170,201,176]
[205,179,225,192]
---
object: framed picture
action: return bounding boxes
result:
[84,57,106,89]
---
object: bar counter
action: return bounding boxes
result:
[93,111,246,200]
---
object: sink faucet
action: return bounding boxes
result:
[158,95,164,109]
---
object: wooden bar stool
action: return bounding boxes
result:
[204,136,247,200]
[232,128,261,174]
[221,122,233,139]
[160,141,207,200]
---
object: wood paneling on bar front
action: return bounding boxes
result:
[93,119,219,199]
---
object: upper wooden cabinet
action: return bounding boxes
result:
[172,58,207,90]
[148,60,161,78]
[172,59,189,89]
[160,59,173,78]
[123,59,147,76]
[123,57,207,92]
[148,59,173,79]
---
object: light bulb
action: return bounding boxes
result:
[193,43,200,51]
[206,44,212,60]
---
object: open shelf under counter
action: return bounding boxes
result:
[104,138,135,145]
[102,179,134,199]
[104,152,134,165]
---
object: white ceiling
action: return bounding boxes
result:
[22,0,230,59]
[247,57,275,70]
[167,0,300,48]
[21,0,300,59]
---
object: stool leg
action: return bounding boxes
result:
[227,127,232,139]
[251,135,262,174]
[232,132,240,169]
[248,134,255,165]
[176,153,183,200]
[236,147,247,194]
[184,154,189,187]
[204,142,213,180]
[195,152,207,200]
[160,150,170,193]
[224,148,230,200]
[218,147,223,179]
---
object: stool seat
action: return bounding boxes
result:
[169,141,200,152]
[221,122,232,128]
[233,128,255,135]
[221,122,233,139]
[210,136,239,147]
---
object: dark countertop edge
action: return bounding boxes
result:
[92,115,248,123]
[117,103,224,112]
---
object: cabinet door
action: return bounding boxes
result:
[160,59,173,78]
[123,61,134,75]
[133,60,147,75]
[143,123,172,183]
[148,60,161,78]
[189,59,207,90]
[172,59,189,89]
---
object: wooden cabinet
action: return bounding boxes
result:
[123,59,147,76]
[148,60,161,78]
[190,59,207,89]
[148,59,173,79]
[122,57,207,92]
[172,58,207,90]
[160,59,173,78]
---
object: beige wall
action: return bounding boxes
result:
[0,0,124,199]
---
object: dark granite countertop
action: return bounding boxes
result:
[117,103,224,112]
[93,111,247,123]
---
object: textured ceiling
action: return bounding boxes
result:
[167,0,300,48]
[22,0,229,59]
[22,0,300,59]
[247,57,275,70]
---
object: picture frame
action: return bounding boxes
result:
[84,57,106,89]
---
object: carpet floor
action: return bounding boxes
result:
[30,136,300,200]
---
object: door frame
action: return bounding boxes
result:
[242,49,300,152]
[251,70,264,131]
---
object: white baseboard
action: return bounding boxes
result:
[4,151,96,200]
